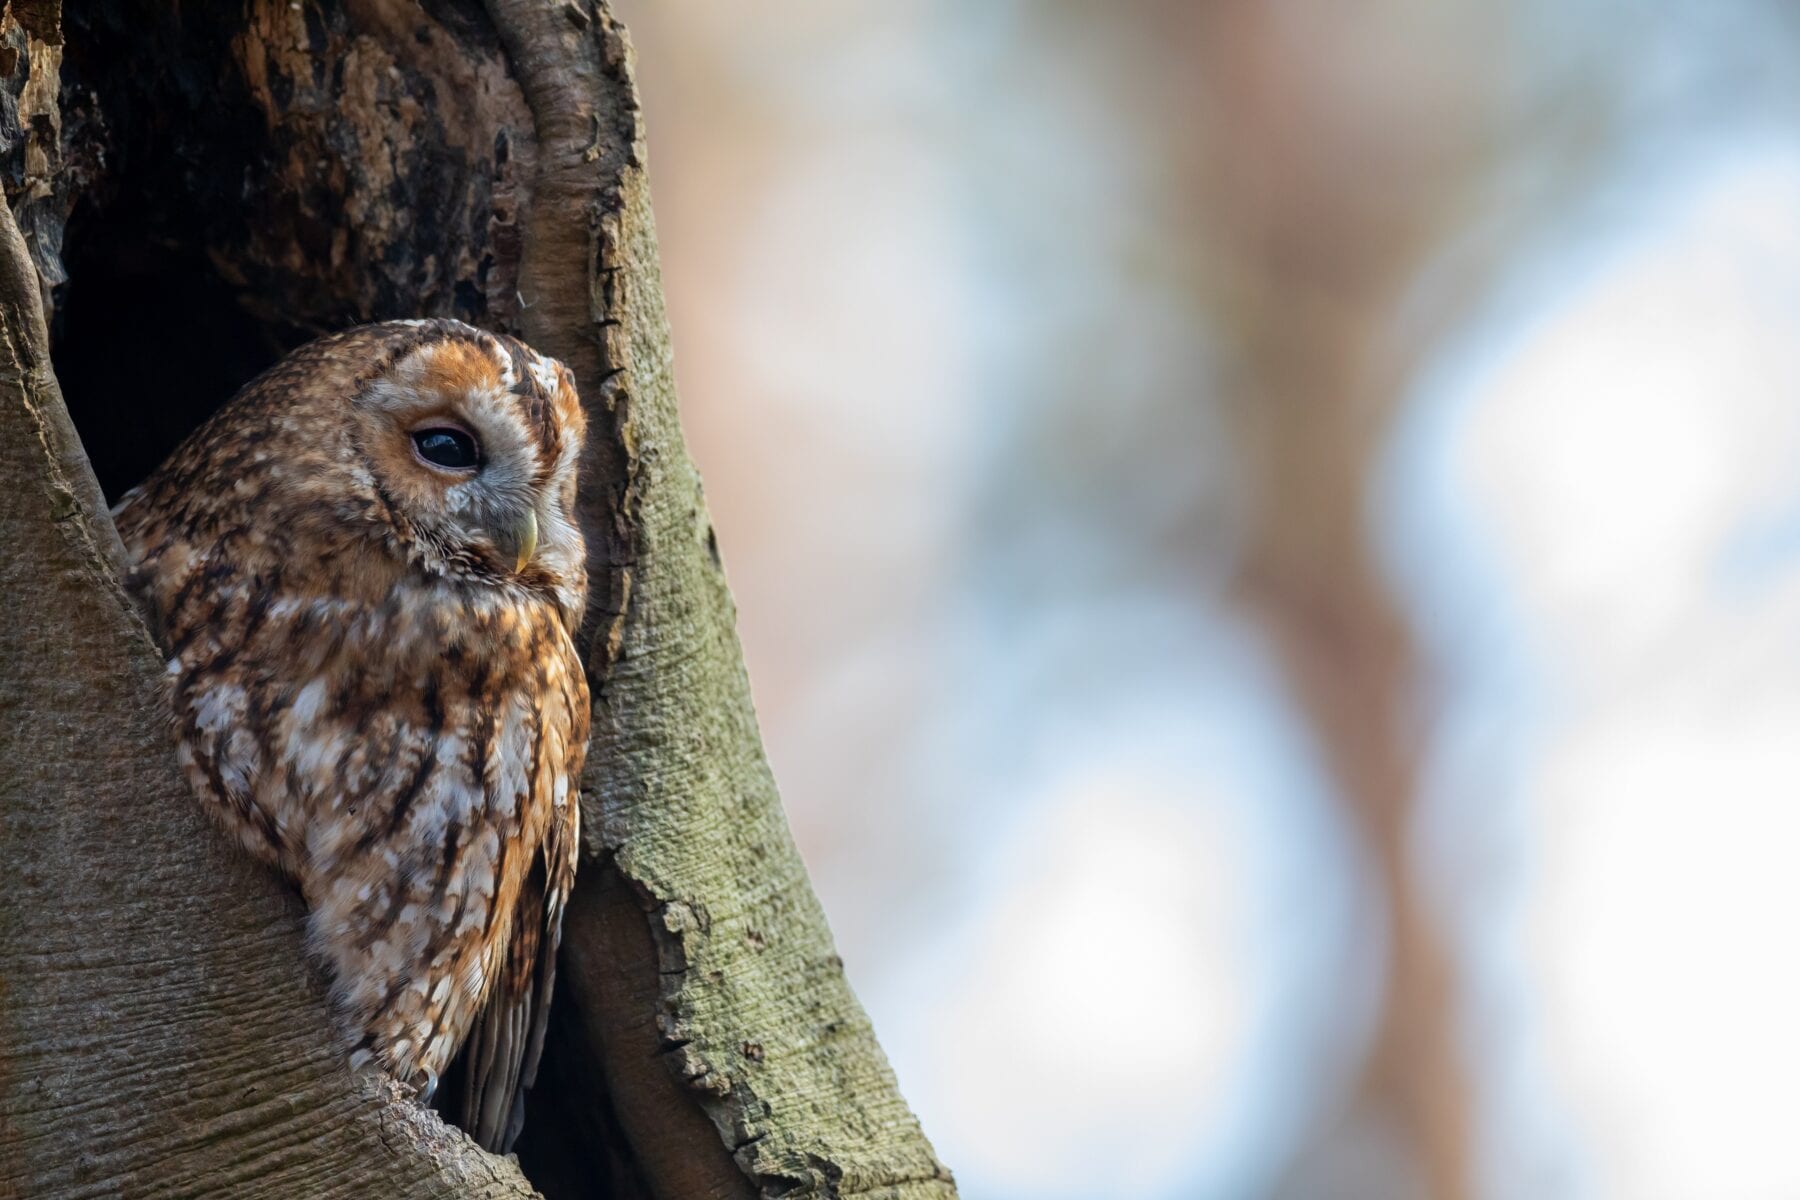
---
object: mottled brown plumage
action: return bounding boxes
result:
[112,319,589,1152]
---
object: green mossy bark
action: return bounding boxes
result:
[572,156,957,1200]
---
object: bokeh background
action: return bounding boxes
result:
[610,4,1800,1198]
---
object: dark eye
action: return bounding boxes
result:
[412,427,480,470]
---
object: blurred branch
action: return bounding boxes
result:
[1178,4,1503,1196]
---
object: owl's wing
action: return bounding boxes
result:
[458,771,579,1153]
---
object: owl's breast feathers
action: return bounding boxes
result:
[119,503,588,1149]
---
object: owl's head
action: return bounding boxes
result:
[346,323,588,622]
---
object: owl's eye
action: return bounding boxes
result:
[412,427,481,471]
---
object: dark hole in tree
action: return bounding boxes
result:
[495,996,653,1200]
[54,218,292,503]
[55,3,305,501]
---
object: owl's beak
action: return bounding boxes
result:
[499,508,538,574]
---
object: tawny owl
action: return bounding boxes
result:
[111,319,589,1153]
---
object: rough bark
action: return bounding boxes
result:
[0,4,950,1198]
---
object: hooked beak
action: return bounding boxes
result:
[499,507,538,574]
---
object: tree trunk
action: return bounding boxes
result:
[0,5,952,1198]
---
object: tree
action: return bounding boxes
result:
[0,4,953,1197]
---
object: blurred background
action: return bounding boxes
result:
[610,4,1800,1198]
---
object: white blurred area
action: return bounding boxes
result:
[615,2,1800,1198]
[1398,143,1800,1199]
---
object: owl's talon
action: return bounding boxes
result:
[417,1067,439,1105]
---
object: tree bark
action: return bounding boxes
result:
[0,5,952,1199]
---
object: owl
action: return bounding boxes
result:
[111,319,590,1153]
